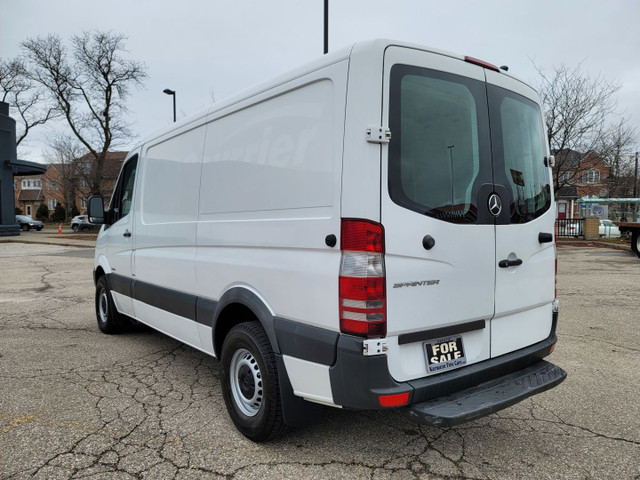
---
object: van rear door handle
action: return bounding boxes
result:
[499,258,522,268]
[123,230,131,238]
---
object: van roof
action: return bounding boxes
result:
[134,39,531,151]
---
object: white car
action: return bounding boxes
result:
[70,215,94,232]
[599,219,621,238]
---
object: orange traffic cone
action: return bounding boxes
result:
[58,223,62,234]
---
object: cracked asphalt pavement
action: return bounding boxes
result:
[0,242,639,479]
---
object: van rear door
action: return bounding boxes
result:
[485,70,555,357]
[381,47,554,382]
[381,47,495,382]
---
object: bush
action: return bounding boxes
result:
[35,203,49,221]
[52,202,66,222]
[14,207,22,215]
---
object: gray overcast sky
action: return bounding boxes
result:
[1,0,639,163]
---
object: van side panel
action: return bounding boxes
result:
[196,62,348,344]
[340,42,385,221]
[131,125,207,349]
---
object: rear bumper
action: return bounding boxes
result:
[274,311,564,425]
[328,311,562,415]
[404,360,566,426]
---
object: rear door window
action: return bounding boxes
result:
[488,86,551,222]
[388,65,492,224]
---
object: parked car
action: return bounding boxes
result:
[599,219,621,238]
[15,215,43,231]
[70,215,94,232]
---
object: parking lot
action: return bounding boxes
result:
[0,240,639,479]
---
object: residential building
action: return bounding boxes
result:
[553,150,611,219]
[13,151,126,218]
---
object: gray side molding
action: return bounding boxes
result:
[211,287,280,357]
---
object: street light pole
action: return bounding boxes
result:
[634,151,638,220]
[324,0,328,54]
[163,89,176,122]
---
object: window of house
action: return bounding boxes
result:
[582,169,600,184]
[559,171,574,183]
[81,198,87,210]
[48,198,57,210]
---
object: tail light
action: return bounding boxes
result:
[555,255,558,300]
[339,219,386,338]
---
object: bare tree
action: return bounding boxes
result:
[21,31,147,196]
[596,119,637,198]
[45,134,86,221]
[0,57,59,147]
[535,62,634,191]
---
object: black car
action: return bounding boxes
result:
[15,215,44,231]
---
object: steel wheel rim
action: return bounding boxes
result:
[98,289,109,323]
[229,347,262,417]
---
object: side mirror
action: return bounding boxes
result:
[545,155,555,168]
[87,196,107,225]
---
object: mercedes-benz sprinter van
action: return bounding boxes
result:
[88,40,566,441]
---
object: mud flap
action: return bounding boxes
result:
[275,354,325,428]
[403,360,567,427]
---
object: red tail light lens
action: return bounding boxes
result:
[555,255,558,300]
[378,392,410,407]
[341,219,385,253]
[339,219,386,338]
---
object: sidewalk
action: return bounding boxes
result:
[557,237,632,252]
[0,231,96,248]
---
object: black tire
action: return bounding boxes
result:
[632,231,640,258]
[95,276,126,334]
[72,225,79,233]
[220,322,287,442]
[21,224,29,232]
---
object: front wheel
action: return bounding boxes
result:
[21,224,29,232]
[72,225,79,233]
[220,322,287,442]
[95,276,126,334]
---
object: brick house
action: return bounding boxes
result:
[14,151,126,219]
[553,150,611,219]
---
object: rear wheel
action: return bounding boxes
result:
[72,225,80,232]
[95,276,126,334]
[21,224,29,232]
[221,322,287,442]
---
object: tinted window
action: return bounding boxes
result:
[489,86,551,222]
[388,65,492,223]
[110,156,138,223]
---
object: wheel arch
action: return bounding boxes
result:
[212,287,280,359]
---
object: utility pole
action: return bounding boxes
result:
[634,151,638,221]
[324,0,328,54]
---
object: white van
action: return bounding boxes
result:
[88,39,566,441]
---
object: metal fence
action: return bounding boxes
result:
[556,218,584,237]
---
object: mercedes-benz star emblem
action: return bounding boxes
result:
[488,193,502,217]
